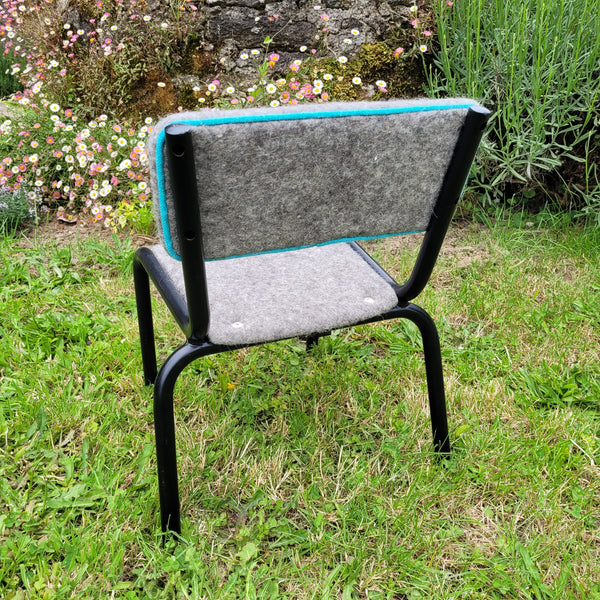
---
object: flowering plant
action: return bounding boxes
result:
[392,1,439,59]
[0,0,432,231]
[1,0,200,121]
[0,95,151,226]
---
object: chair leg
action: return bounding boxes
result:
[304,332,329,351]
[398,304,451,455]
[153,341,213,535]
[133,257,158,385]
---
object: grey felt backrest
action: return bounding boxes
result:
[148,98,486,260]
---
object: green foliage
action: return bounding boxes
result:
[1,221,599,597]
[107,194,155,235]
[516,363,600,411]
[428,0,600,217]
[0,100,153,224]
[0,54,24,98]
[3,0,202,121]
[1,0,599,230]
[0,186,35,233]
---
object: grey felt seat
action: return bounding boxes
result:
[132,98,490,535]
[146,242,399,346]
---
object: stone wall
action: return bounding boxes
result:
[55,0,421,116]
[145,0,416,74]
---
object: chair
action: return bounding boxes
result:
[133,98,489,534]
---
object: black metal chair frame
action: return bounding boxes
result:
[133,105,489,534]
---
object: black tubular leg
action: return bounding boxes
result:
[305,332,329,351]
[398,304,451,454]
[133,256,158,385]
[153,342,214,535]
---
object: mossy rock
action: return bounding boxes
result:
[352,42,428,98]
[355,43,395,76]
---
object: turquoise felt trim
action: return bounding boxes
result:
[155,102,475,260]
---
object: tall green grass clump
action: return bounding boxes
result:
[428,0,600,219]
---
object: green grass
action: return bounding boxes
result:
[1,218,599,598]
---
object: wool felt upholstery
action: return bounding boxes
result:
[147,242,399,346]
[147,98,481,260]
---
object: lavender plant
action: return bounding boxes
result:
[0,184,35,232]
[428,0,600,216]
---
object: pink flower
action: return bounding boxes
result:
[320,13,329,21]
[393,47,405,57]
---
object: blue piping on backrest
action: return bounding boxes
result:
[154,102,476,260]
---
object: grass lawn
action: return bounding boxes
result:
[0,215,599,599]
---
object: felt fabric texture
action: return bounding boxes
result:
[147,242,399,346]
[147,98,483,260]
